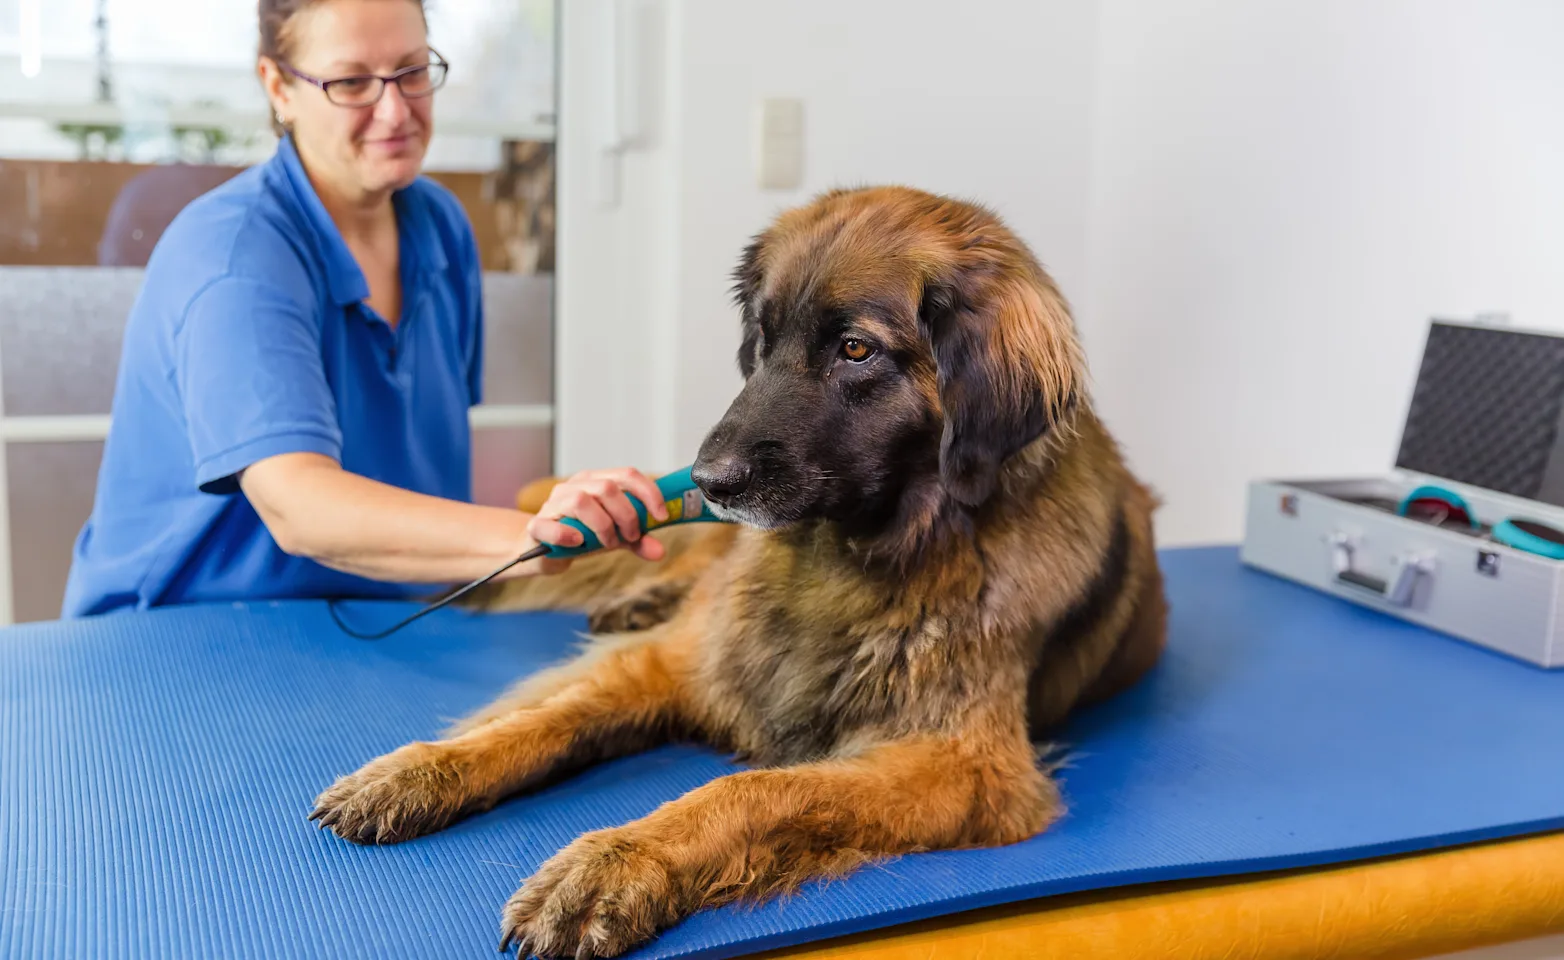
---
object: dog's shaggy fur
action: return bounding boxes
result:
[308,185,1168,958]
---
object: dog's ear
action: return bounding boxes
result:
[731,235,767,378]
[918,262,1082,506]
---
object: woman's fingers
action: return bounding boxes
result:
[582,478,643,544]
[628,534,666,562]
[610,469,669,522]
[574,470,668,523]
[536,492,619,550]
[527,467,671,567]
[526,516,582,550]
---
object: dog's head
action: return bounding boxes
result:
[692,186,1084,548]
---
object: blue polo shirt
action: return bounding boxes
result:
[62,135,484,618]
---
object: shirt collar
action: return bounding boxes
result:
[271,134,447,307]
[391,184,449,278]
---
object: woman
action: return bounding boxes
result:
[62,0,664,618]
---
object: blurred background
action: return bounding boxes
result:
[2,0,1562,624]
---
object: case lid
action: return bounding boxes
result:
[1395,320,1564,507]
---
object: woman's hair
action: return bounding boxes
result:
[258,0,428,135]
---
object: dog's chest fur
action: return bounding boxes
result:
[693,528,988,767]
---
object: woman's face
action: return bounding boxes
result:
[262,0,434,200]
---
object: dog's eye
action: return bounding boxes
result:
[841,339,874,362]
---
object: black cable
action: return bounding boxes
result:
[325,542,551,640]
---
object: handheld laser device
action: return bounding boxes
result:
[328,465,726,640]
[544,465,724,559]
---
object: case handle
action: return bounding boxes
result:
[1327,532,1432,607]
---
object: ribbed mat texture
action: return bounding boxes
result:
[4,547,1563,959]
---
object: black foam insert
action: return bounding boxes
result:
[1395,321,1564,505]
[1512,518,1564,543]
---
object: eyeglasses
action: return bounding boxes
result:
[279,49,449,107]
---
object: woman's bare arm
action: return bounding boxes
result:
[238,452,667,584]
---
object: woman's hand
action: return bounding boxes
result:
[526,468,670,570]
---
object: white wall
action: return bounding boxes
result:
[1081,0,1564,545]
[555,0,1100,475]
[558,0,1564,549]
[667,0,1100,462]
[1434,934,1564,960]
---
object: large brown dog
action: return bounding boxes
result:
[308,185,1168,958]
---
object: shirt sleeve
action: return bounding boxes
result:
[175,275,343,495]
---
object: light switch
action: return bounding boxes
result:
[754,98,804,190]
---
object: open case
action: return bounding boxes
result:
[1240,318,1564,668]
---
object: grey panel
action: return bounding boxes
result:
[0,267,551,414]
[479,272,553,405]
[471,426,553,510]
[8,441,102,623]
[0,266,141,416]
[6,432,550,622]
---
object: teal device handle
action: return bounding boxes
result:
[1491,517,1564,560]
[329,467,726,640]
[545,465,726,559]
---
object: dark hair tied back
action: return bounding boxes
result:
[257,0,428,136]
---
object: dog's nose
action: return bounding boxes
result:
[692,455,753,504]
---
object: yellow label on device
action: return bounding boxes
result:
[646,498,683,530]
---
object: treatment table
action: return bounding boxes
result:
[4,546,1563,959]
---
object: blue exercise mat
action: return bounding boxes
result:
[3,546,1563,959]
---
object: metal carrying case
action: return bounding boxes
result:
[1240,319,1564,668]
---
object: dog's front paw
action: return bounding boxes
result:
[308,742,475,844]
[499,828,682,959]
[586,582,688,635]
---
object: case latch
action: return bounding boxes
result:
[1328,532,1433,607]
